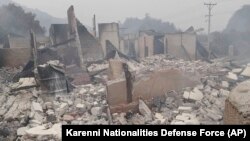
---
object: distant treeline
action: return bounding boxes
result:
[121,14,177,35]
[0,3,45,43]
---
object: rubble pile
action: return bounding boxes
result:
[1,55,250,140]
[137,55,221,74]
[110,56,250,125]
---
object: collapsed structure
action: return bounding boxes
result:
[0,5,249,141]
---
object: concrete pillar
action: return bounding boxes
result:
[67,5,85,71]
[108,59,123,80]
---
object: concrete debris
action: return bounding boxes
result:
[155,113,166,124]
[63,115,74,121]
[211,89,219,97]
[88,64,108,72]
[57,103,69,116]
[91,107,102,116]
[139,99,153,121]
[1,52,250,140]
[32,102,43,113]
[114,113,128,125]
[232,68,242,74]
[11,77,37,91]
[221,81,229,88]
[172,113,200,125]
[17,127,29,136]
[178,106,192,112]
[23,123,61,140]
[226,72,238,81]
[183,91,190,99]
[220,89,230,97]
[241,66,250,77]
[184,88,204,101]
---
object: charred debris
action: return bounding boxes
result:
[0,5,250,141]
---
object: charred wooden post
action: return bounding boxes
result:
[122,63,134,103]
[30,30,37,71]
[67,5,86,71]
[30,30,40,85]
[93,14,96,38]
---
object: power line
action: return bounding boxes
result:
[204,2,217,59]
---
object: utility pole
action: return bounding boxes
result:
[204,2,216,59]
[93,14,96,38]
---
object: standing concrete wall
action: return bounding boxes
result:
[78,22,104,61]
[0,48,31,67]
[49,24,69,48]
[49,23,104,63]
[4,35,30,48]
[98,23,120,56]
[138,34,154,58]
[165,33,196,60]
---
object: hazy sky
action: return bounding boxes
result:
[12,0,250,32]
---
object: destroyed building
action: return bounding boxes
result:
[98,23,120,56]
[164,32,197,60]
[120,34,139,59]
[0,3,250,141]
[138,30,165,58]
[50,23,104,63]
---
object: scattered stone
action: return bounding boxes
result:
[226,72,238,81]
[76,104,86,114]
[178,106,192,112]
[24,123,61,140]
[207,112,222,121]
[211,89,219,97]
[241,66,250,77]
[79,88,88,94]
[98,87,106,93]
[46,109,55,115]
[175,114,190,121]
[32,102,43,112]
[58,103,68,116]
[63,115,74,122]
[232,68,242,74]
[44,102,53,110]
[29,120,42,127]
[116,113,127,125]
[11,77,37,90]
[220,89,230,97]
[189,88,203,101]
[33,112,44,121]
[183,91,190,100]
[130,114,145,124]
[17,127,29,136]
[90,107,102,116]
[155,113,165,124]
[221,81,229,88]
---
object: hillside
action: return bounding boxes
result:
[225,5,250,33]
[0,0,66,33]
[25,8,66,32]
